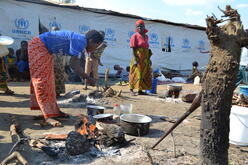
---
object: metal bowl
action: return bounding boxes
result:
[120,114,152,136]
[86,105,105,116]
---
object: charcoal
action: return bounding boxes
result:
[65,131,90,155]
[41,146,59,157]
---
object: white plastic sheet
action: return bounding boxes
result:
[0,0,210,73]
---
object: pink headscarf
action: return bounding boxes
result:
[135,19,148,33]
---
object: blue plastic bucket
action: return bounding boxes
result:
[239,86,248,96]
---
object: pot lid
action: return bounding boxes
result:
[86,105,105,109]
[120,114,152,124]
[93,113,113,119]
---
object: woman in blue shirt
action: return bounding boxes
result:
[28,30,103,126]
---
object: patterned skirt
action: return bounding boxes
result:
[129,48,152,90]
[28,37,61,118]
[53,54,65,95]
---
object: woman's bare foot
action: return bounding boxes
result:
[45,118,62,127]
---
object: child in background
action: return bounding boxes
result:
[4,48,17,81]
[146,69,161,94]
[114,65,129,82]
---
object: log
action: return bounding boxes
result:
[1,116,29,165]
[1,151,28,165]
[43,133,68,140]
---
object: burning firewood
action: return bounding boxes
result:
[75,114,98,139]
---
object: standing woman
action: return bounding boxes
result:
[129,20,152,95]
[28,30,103,126]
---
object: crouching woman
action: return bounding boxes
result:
[28,30,103,126]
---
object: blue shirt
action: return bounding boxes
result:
[39,30,87,57]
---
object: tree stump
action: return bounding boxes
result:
[200,5,248,165]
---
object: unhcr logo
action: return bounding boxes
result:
[12,18,31,35]
[79,25,90,34]
[149,33,159,46]
[15,18,29,29]
[198,40,205,50]
[182,38,191,49]
[105,28,116,42]
[49,21,62,29]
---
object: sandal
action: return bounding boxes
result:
[130,91,136,96]
[138,91,148,95]
[5,89,14,95]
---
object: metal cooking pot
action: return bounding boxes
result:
[167,84,182,91]
[120,114,152,136]
[86,105,105,116]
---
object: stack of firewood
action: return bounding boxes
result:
[232,93,248,107]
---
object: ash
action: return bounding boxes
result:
[57,90,109,108]
[38,141,148,165]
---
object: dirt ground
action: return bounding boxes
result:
[0,82,248,165]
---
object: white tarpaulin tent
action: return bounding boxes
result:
[0,0,210,74]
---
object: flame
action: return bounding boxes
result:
[77,115,97,138]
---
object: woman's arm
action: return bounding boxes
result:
[132,48,138,65]
[69,56,90,80]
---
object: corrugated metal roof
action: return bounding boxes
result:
[15,0,206,31]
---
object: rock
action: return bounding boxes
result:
[182,93,197,103]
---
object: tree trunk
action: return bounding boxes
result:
[200,6,248,165]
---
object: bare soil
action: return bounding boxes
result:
[0,82,247,165]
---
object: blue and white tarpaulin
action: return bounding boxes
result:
[0,0,210,73]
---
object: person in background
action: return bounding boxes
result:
[84,31,107,90]
[16,40,29,81]
[0,36,14,95]
[114,64,129,82]
[236,46,248,86]
[146,69,161,94]
[51,26,66,97]
[186,61,202,83]
[0,56,14,94]
[4,48,17,81]
[129,19,152,95]
[28,30,103,127]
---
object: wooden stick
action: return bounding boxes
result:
[171,132,176,158]
[1,151,28,165]
[104,68,110,90]
[151,91,202,149]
